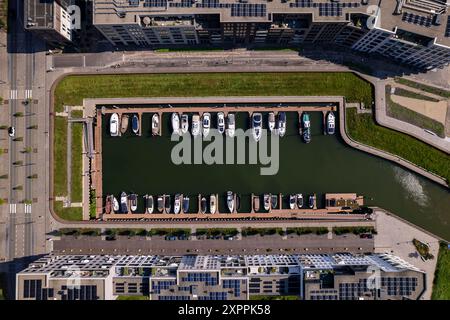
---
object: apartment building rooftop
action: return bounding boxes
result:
[93,0,450,45]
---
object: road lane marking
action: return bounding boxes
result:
[9,90,18,100]
[25,89,32,99]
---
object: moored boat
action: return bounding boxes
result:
[297,194,303,209]
[192,114,201,137]
[308,195,315,209]
[226,113,235,138]
[202,113,211,137]
[327,111,335,135]
[278,112,286,137]
[105,195,112,214]
[120,192,128,213]
[181,114,189,134]
[227,191,234,213]
[120,114,129,134]
[172,113,180,135]
[263,194,270,211]
[271,194,278,209]
[217,112,225,134]
[210,194,217,214]
[152,114,160,136]
[268,112,276,134]
[253,196,260,212]
[252,113,262,142]
[157,196,164,213]
[183,196,190,213]
[200,197,207,214]
[112,196,119,213]
[145,195,154,214]
[289,194,297,210]
[132,114,139,135]
[129,193,138,212]
[110,113,119,137]
[174,194,182,214]
[302,112,311,143]
[165,195,172,213]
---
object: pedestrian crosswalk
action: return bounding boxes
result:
[25,89,32,99]
[24,204,32,214]
[9,203,16,214]
[9,89,18,100]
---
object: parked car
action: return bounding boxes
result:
[8,126,15,137]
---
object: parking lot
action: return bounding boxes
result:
[53,234,374,255]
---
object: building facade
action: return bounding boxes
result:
[24,0,74,47]
[91,0,450,70]
[16,253,426,300]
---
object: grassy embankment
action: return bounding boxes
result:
[346,108,450,184]
[386,86,445,137]
[432,242,450,300]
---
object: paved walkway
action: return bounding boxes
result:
[374,78,450,153]
[374,209,441,300]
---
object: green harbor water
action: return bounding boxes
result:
[102,109,450,240]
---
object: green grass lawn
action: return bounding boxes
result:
[54,73,374,112]
[395,78,450,98]
[54,201,82,221]
[346,108,450,183]
[432,242,450,300]
[392,87,440,102]
[54,117,67,196]
[71,122,83,202]
[386,87,445,137]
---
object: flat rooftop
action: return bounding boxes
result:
[25,0,56,29]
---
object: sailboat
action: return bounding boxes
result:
[129,194,138,212]
[202,113,211,137]
[289,194,297,210]
[200,197,207,214]
[252,113,262,142]
[278,112,286,137]
[120,114,129,134]
[165,195,172,213]
[270,195,278,210]
[120,192,128,213]
[112,196,119,213]
[297,194,303,209]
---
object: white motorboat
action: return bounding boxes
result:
[110,113,119,137]
[174,194,182,214]
[263,194,270,211]
[226,113,235,138]
[327,111,335,135]
[129,194,138,212]
[297,194,303,209]
[210,194,216,214]
[268,112,276,134]
[278,112,286,137]
[227,191,234,213]
[172,113,180,135]
[152,114,160,136]
[289,194,297,210]
[202,113,211,137]
[252,113,262,142]
[145,195,154,214]
[181,114,189,134]
[112,196,119,213]
[192,114,201,137]
[217,112,225,134]
[120,192,128,213]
